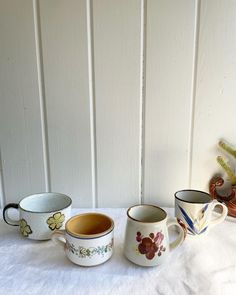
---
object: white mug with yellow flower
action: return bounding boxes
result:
[3,193,72,240]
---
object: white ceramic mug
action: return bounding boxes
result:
[52,213,114,267]
[3,192,72,240]
[124,205,185,267]
[175,189,228,237]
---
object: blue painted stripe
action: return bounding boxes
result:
[178,205,197,233]
[199,226,208,234]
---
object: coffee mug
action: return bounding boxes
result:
[3,192,72,240]
[175,189,228,236]
[124,205,185,267]
[52,213,114,266]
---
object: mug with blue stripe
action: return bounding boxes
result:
[175,189,228,237]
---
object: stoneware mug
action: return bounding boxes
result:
[175,189,228,237]
[3,192,72,240]
[124,204,185,267]
[52,213,114,267]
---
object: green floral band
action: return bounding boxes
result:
[66,239,113,258]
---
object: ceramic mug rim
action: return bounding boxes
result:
[65,213,114,239]
[175,189,212,204]
[18,192,72,214]
[127,204,167,223]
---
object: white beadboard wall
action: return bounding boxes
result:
[1,0,236,208]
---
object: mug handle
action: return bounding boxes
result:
[3,203,20,226]
[51,230,66,248]
[167,218,185,250]
[210,200,228,228]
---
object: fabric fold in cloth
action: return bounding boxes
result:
[0,208,235,295]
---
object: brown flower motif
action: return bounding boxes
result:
[177,218,187,239]
[138,237,158,259]
[136,231,165,260]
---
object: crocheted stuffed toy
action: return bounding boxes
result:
[209,140,236,217]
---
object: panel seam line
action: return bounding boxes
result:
[188,0,201,187]
[33,0,51,192]
[139,0,147,204]
[0,149,6,207]
[86,0,97,208]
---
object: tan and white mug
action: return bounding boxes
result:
[52,213,114,267]
[124,205,185,267]
[3,192,72,240]
[175,189,228,237]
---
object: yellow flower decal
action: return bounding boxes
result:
[19,219,32,237]
[47,212,65,230]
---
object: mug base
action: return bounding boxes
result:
[185,231,208,239]
[124,253,164,267]
[19,234,52,241]
[66,254,113,267]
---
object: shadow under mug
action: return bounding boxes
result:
[175,189,228,237]
[124,204,185,267]
[3,192,72,240]
[52,213,114,267]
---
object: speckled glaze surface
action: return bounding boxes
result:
[52,213,114,267]
[175,189,228,237]
[64,230,114,266]
[124,205,185,267]
[3,193,72,240]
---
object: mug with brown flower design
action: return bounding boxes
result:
[124,205,185,267]
[3,193,72,240]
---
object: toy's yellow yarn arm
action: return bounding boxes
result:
[216,156,236,185]
[219,140,236,158]
[217,139,236,186]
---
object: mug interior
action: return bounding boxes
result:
[19,193,72,213]
[127,205,167,223]
[175,190,212,203]
[66,213,114,238]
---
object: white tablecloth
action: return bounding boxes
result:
[0,208,236,295]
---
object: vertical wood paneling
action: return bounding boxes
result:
[144,0,196,206]
[2,0,236,208]
[0,0,45,205]
[191,0,236,190]
[93,0,141,207]
[39,0,93,207]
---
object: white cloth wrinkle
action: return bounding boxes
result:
[0,208,236,295]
